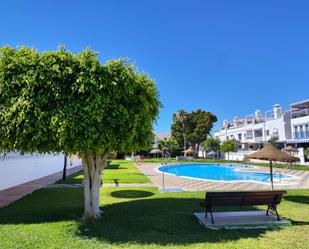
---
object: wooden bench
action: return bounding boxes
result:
[200,190,287,224]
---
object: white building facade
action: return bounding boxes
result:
[214,99,309,164]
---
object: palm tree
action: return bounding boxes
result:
[176,109,187,156]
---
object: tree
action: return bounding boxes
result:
[0,46,160,219]
[175,109,188,156]
[202,137,221,158]
[157,136,179,157]
[304,148,309,159]
[268,136,279,148]
[171,109,217,157]
[220,140,237,160]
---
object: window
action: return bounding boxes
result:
[266,130,270,136]
[294,126,298,139]
[254,129,263,137]
[246,131,253,139]
[238,133,242,140]
[300,125,304,138]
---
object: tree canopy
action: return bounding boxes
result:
[0,46,161,218]
[268,136,279,148]
[171,109,217,154]
[220,140,238,154]
[0,46,160,155]
[202,137,221,152]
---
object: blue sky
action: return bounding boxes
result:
[1,1,308,133]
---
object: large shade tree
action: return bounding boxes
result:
[0,46,160,219]
[171,109,217,156]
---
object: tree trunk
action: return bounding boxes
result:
[82,154,107,219]
[196,144,199,158]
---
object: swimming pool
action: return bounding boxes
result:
[158,164,292,183]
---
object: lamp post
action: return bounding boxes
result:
[62,153,67,180]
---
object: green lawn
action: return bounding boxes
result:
[143,158,309,171]
[1,160,308,248]
[0,187,308,249]
[58,160,150,184]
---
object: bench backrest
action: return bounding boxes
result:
[204,191,287,207]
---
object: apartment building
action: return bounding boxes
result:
[214,99,309,164]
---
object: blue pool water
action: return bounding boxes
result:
[158,164,291,183]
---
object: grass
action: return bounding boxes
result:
[58,160,150,184]
[143,158,309,171]
[0,187,308,249]
[1,160,308,248]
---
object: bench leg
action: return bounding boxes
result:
[210,210,214,224]
[267,205,280,220]
[274,206,280,221]
[266,205,270,216]
[205,208,208,218]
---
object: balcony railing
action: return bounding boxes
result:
[292,108,309,119]
[293,131,309,139]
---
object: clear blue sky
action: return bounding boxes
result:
[1,1,308,133]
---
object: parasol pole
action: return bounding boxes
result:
[270,160,274,191]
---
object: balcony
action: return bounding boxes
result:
[292,108,309,119]
[293,131,309,139]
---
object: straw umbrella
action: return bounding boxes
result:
[150,148,162,158]
[282,145,298,154]
[184,146,195,156]
[246,144,299,190]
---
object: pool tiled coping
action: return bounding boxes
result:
[138,163,309,191]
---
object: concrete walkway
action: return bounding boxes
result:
[47,183,155,188]
[0,165,82,208]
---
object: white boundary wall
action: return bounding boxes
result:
[224,150,309,165]
[0,152,81,191]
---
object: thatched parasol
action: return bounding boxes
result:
[184,146,195,156]
[150,148,162,154]
[282,146,298,153]
[246,144,299,190]
[150,148,162,158]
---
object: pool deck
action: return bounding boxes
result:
[138,163,309,191]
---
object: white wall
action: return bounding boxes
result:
[224,152,246,161]
[0,152,81,191]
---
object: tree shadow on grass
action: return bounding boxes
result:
[0,188,290,246]
[76,198,273,246]
[106,164,128,170]
[111,190,154,198]
[0,188,84,224]
[283,195,309,205]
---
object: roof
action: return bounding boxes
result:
[290,99,309,109]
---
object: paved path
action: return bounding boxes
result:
[0,165,82,208]
[47,183,155,188]
[138,163,309,191]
